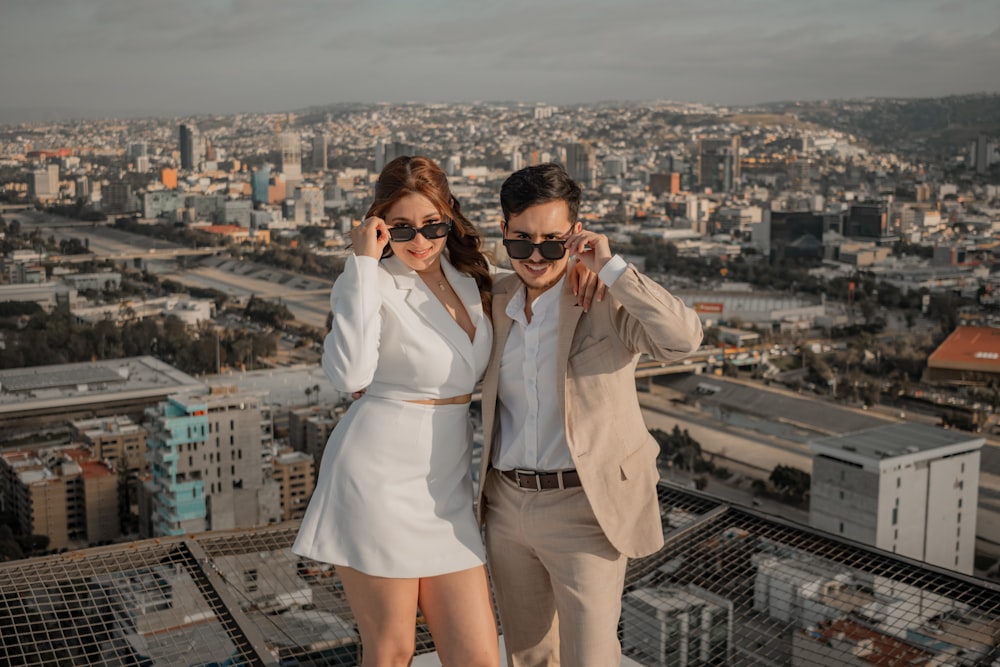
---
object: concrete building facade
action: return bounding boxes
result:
[809,422,983,574]
[0,446,118,551]
[141,387,281,538]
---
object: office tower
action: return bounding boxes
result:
[603,154,627,180]
[292,185,324,224]
[845,201,895,240]
[311,133,328,171]
[809,422,983,574]
[102,180,132,214]
[251,165,271,204]
[444,154,462,177]
[28,163,59,200]
[972,134,993,175]
[0,446,119,551]
[697,135,741,193]
[75,175,90,200]
[564,141,597,188]
[375,138,420,174]
[179,123,202,171]
[126,142,147,161]
[279,131,302,184]
[142,389,282,538]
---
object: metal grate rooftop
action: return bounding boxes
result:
[1,482,998,666]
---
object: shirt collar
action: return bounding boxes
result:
[505,275,566,326]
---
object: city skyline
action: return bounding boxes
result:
[1,0,999,124]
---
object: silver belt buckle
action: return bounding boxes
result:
[515,469,541,491]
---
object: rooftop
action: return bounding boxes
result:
[809,422,984,463]
[929,325,1000,372]
[0,355,205,415]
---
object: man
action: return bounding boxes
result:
[477,163,704,666]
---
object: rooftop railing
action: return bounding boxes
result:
[1,482,998,666]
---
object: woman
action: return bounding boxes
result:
[293,155,499,667]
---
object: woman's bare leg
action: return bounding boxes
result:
[418,565,499,667]
[336,565,420,667]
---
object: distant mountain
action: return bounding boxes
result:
[757,93,1000,158]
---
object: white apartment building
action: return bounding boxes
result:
[809,423,983,574]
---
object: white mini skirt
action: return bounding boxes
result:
[292,396,486,578]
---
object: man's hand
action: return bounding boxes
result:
[351,216,389,259]
[568,259,606,312]
[565,229,612,275]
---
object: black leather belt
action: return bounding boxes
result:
[500,468,581,491]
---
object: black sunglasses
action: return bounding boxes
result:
[387,221,452,242]
[502,238,568,261]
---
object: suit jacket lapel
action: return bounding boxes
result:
[556,279,585,402]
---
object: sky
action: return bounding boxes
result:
[1,0,998,122]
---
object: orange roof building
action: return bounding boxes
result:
[926,326,1000,385]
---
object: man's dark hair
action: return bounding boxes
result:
[500,163,581,223]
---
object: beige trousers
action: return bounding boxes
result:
[484,469,628,667]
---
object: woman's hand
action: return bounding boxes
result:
[351,216,389,259]
[568,258,606,312]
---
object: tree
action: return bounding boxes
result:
[769,465,811,504]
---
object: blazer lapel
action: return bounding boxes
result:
[556,279,585,395]
[385,255,477,369]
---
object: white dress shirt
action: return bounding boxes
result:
[494,256,627,472]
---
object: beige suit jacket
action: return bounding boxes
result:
[476,264,704,558]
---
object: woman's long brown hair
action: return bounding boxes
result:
[366,155,492,311]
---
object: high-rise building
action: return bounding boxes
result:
[603,155,627,180]
[375,137,419,174]
[809,422,983,574]
[510,149,524,173]
[697,136,741,193]
[845,201,896,241]
[564,141,597,188]
[101,180,133,214]
[179,123,202,171]
[294,185,325,224]
[251,165,271,205]
[28,164,59,201]
[311,134,328,171]
[970,134,994,175]
[142,388,281,538]
[279,131,302,185]
[0,446,119,551]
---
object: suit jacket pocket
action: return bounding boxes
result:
[619,441,657,481]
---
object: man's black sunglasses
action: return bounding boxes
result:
[502,238,568,261]
[387,221,452,242]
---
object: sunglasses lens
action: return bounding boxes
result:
[503,240,531,259]
[503,239,567,260]
[388,221,451,242]
[388,227,416,242]
[540,241,567,260]
[422,222,451,239]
